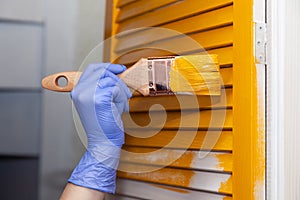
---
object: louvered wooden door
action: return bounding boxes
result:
[106,0,265,199]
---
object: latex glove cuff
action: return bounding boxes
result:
[68,149,119,194]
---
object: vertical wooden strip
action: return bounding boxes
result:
[232,0,264,199]
[104,0,114,61]
[110,0,121,62]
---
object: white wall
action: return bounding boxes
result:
[39,0,106,199]
[282,1,300,199]
[0,0,43,22]
[267,0,300,199]
[0,0,44,199]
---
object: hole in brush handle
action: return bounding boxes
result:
[55,75,68,88]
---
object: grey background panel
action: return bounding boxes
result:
[0,92,41,156]
[0,157,38,200]
[0,0,43,22]
[0,23,42,88]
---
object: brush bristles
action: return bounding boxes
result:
[169,55,221,95]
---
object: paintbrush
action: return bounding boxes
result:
[42,55,221,96]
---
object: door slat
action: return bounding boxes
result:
[114,179,232,200]
[116,5,233,50]
[117,0,233,33]
[124,130,233,151]
[117,0,180,22]
[121,147,233,172]
[118,163,232,194]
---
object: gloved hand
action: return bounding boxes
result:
[68,63,132,194]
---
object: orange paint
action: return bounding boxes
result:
[124,130,232,151]
[117,0,233,32]
[118,165,195,188]
[219,176,232,195]
[232,0,265,198]
[110,0,268,199]
[216,153,233,172]
[154,185,190,194]
[124,109,233,129]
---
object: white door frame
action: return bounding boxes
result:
[267,0,300,199]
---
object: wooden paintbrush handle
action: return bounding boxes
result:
[42,71,82,92]
[41,71,131,92]
[42,59,149,95]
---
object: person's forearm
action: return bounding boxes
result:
[60,183,105,200]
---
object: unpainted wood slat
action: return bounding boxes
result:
[123,109,232,129]
[115,179,232,200]
[124,130,233,151]
[121,147,233,172]
[114,25,233,58]
[117,0,233,33]
[117,0,139,8]
[116,5,233,51]
[129,88,232,112]
[117,0,179,22]
[118,163,232,194]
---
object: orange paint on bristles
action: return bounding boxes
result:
[170,55,221,95]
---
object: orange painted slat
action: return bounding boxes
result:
[113,27,233,64]
[117,0,138,8]
[114,25,233,55]
[117,0,179,22]
[124,130,233,151]
[123,109,232,129]
[114,179,232,200]
[121,147,233,172]
[129,88,232,112]
[116,6,233,51]
[117,0,233,33]
[115,46,233,67]
[161,5,233,36]
[221,67,233,86]
[118,163,232,194]
[208,46,233,66]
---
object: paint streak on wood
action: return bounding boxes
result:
[223,197,233,200]
[118,163,232,194]
[121,147,233,172]
[154,185,190,194]
[219,176,232,194]
[216,153,233,172]
[118,164,195,189]
[254,61,266,199]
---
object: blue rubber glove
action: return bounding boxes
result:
[68,63,132,194]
